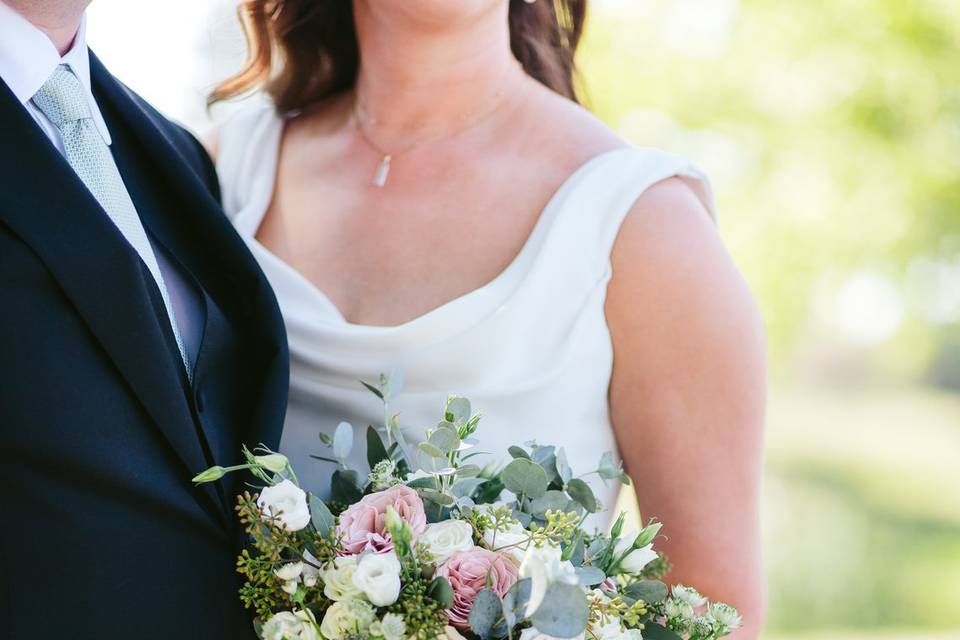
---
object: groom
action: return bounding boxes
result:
[0,1,288,637]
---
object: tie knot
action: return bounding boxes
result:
[32,65,92,128]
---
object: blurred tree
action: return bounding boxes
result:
[579,0,960,379]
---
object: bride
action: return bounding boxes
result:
[210,0,766,633]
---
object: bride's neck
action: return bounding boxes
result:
[352,2,530,135]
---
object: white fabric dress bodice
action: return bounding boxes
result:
[217,104,716,525]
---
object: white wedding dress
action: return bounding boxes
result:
[217,104,716,526]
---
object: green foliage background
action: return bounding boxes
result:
[579,1,960,638]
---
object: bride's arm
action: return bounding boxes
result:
[606,178,767,639]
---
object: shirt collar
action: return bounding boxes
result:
[0,5,111,145]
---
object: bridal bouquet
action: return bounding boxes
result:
[194,378,741,640]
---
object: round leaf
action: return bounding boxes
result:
[565,479,598,513]
[530,582,589,638]
[502,458,550,500]
[429,426,461,454]
[469,588,503,639]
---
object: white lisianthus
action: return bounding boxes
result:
[258,480,311,531]
[370,613,407,640]
[275,562,304,596]
[301,550,321,588]
[672,585,707,608]
[320,599,376,640]
[590,617,623,640]
[519,543,579,616]
[623,629,644,640]
[421,520,474,564]
[481,516,531,565]
[276,562,304,581]
[709,603,743,630]
[612,532,658,574]
[323,556,363,602]
[261,609,321,640]
[352,551,402,606]
[519,628,585,640]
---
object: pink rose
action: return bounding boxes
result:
[336,485,427,555]
[435,548,519,629]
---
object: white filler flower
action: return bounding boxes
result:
[421,520,474,564]
[261,609,320,640]
[672,585,708,608]
[352,551,402,606]
[709,602,743,630]
[257,480,311,531]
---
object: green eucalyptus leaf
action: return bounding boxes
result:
[332,422,354,461]
[428,576,455,609]
[419,489,456,507]
[308,494,335,537]
[366,426,390,468]
[555,448,573,484]
[452,477,486,499]
[508,446,531,460]
[331,469,363,504]
[622,580,669,605]
[528,490,576,519]
[502,578,532,627]
[446,397,472,424]
[407,476,437,490]
[640,623,683,640]
[457,464,482,477]
[429,426,461,454]
[574,566,606,587]
[530,582,589,638]
[502,458,549,500]
[566,479,599,513]
[360,380,384,400]
[469,588,503,639]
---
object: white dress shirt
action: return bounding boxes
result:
[0,3,204,372]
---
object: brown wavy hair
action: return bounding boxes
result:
[210,0,588,112]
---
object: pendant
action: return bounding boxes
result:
[373,154,392,187]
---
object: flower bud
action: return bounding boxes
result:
[256,453,290,473]
[192,466,226,484]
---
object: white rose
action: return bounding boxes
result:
[612,533,658,575]
[352,552,402,606]
[421,520,474,564]
[323,556,363,602]
[519,544,579,617]
[320,599,376,639]
[258,480,311,531]
[262,610,320,640]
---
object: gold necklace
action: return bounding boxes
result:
[353,90,511,188]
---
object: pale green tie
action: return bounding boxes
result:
[32,65,191,377]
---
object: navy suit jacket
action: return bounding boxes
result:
[0,53,289,638]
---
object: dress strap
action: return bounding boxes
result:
[215,102,284,230]
[532,147,716,284]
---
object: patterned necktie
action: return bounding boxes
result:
[32,65,191,378]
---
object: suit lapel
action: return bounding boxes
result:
[0,76,226,523]
[88,53,289,455]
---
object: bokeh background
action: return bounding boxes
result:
[87,1,959,638]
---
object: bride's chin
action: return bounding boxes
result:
[355,0,505,29]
